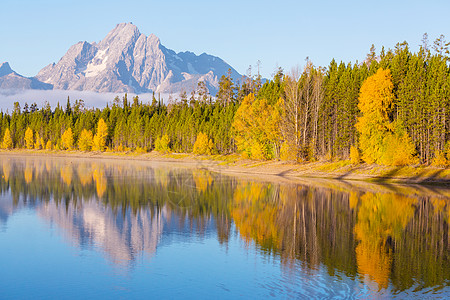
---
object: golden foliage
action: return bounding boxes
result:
[135,147,147,154]
[432,150,448,167]
[93,168,107,198]
[60,165,73,185]
[77,164,93,186]
[193,132,211,155]
[250,141,267,161]
[24,127,34,149]
[78,129,93,151]
[232,94,282,160]
[279,141,297,161]
[192,169,213,192]
[231,182,280,247]
[350,145,361,165]
[380,127,418,166]
[61,128,74,150]
[2,128,13,149]
[354,192,416,290]
[93,118,108,151]
[45,140,52,150]
[34,133,44,150]
[355,68,417,166]
[155,134,170,153]
[24,166,33,184]
[2,161,11,181]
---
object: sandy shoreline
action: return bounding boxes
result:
[1,149,450,186]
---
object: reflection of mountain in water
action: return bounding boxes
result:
[0,156,449,293]
[37,199,167,265]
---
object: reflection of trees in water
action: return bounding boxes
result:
[231,182,358,276]
[0,157,449,291]
[353,193,416,290]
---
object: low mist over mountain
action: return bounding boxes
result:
[33,23,241,95]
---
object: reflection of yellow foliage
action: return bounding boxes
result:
[60,165,73,185]
[93,169,107,198]
[349,191,359,209]
[354,192,416,290]
[154,168,169,188]
[231,182,281,248]
[45,161,52,173]
[24,166,33,183]
[431,197,447,213]
[356,240,392,290]
[192,169,213,192]
[2,161,11,181]
[77,164,93,186]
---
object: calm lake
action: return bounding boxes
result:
[0,156,449,299]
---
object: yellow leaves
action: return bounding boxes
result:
[280,141,297,161]
[24,127,34,149]
[232,93,282,160]
[250,141,266,160]
[2,128,13,149]
[61,128,74,150]
[60,165,72,185]
[432,150,448,167]
[93,168,107,198]
[45,140,52,150]
[350,145,361,165]
[34,133,44,150]
[358,68,394,117]
[154,134,170,153]
[93,118,108,151]
[354,192,417,290]
[193,132,214,155]
[380,128,419,166]
[356,68,417,166]
[78,129,93,151]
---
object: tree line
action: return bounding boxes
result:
[1,35,449,166]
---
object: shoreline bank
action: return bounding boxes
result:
[1,150,450,186]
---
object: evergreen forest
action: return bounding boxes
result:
[1,36,450,166]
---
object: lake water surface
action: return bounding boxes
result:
[0,156,449,299]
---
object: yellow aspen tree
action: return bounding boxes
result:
[2,128,13,149]
[154,134,170,153]
[193,132,209,155]
[34,133,44,150]
[24,127,34,149]
[93,118,108,151]
[45,140,52,150]
[61,128,74,150]
[232,94,282,160]
[78,129,94,151]
[355,68,416,166]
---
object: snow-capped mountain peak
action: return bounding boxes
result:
[35,23,240,95]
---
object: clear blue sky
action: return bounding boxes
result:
[1,0,449,79]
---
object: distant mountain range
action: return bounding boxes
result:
[1,23,242,95]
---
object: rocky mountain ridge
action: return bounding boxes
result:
[2,22,241,95]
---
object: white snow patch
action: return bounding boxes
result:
[85,55,108,78]
[173,54,182,61]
